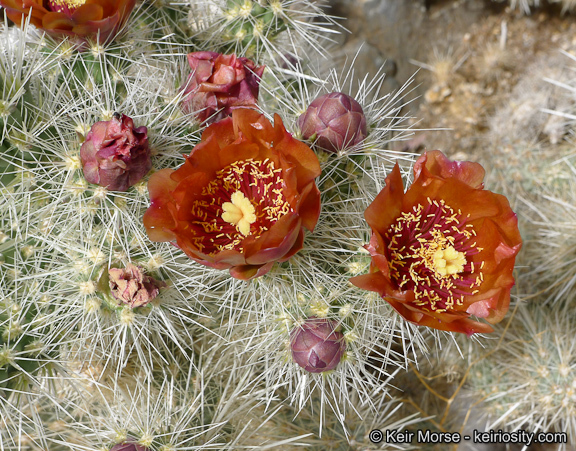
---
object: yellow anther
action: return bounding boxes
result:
[432,245,466,276]
[51,0,86,9]
[221,191,256,236]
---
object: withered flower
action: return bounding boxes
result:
[290,317,345,373]
[80,113,151,192]
[143,108,321,280]
[297,92,367,153]
[1,0,136,44]
[180,51,265,125]
[350,150,522,335]
[108,263,166,309]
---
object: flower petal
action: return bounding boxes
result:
[280,229,305,261]
[72,3,104,22]
[293,182,321,233]
[364,231,390,277]
[143,169,179,242]
[275,115,322,186]
[364,163,405,235]
[349,271,398,298]
[414,150,485,189]
[389,297,495,336]
[229,262,274,280]
[42,12,75,30]
[244,214,301,265]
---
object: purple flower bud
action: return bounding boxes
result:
[297,92,368,153]
[80,113,151,192]
[110,442,148,451]
[108,264,166,309]
[290,317,346,373]
[180,52,265,125]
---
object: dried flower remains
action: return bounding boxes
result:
[80,113,151,192]
[181,51,265,125]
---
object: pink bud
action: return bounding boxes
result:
[108,264,166,309]
[110,442,148,451]
[180,52,265,125]
[297,92,368,153]
[80,113,151,192]
[290,318,345,373]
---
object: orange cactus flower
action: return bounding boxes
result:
[350,150,522,335]
[143,108,321,280]
[1,0,135,44]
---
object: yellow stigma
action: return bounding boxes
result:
[432,245,466,276]
[221,191,256,236]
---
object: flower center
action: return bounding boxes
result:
[421,231,467,277]
[221,191,257,236]
[47,0,86,15]
[432,246,466,276]
[385,198,484,313]
[189,158,292,255]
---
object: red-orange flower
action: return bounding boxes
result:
[143,109,321,280]
[1,0,135,44]
[350,150,522,335]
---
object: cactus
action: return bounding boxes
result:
[0,0,547,449]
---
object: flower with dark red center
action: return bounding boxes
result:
[350,150,522,336]
[297,92,368,153]
[180,51,265,125]
[110,441,148,451]
[108,264,166,309]
[1,0,135,44]
[290,317,346,373]
[143,108,321,280]
[80,113,151,192]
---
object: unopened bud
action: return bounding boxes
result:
[110,442,148,451]
[290,317,345,373]
[298,92,367,153]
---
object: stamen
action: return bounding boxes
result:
[385,200,484,312]
[50,0,86,8]
[187,158,292,255]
